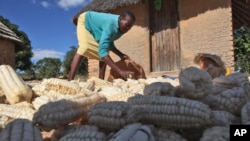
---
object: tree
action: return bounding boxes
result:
[234,26,250,73]
[0,16,33,71]
[34,58,61,79]
[62,46,88,77]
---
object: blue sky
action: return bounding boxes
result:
[0,0,92,63]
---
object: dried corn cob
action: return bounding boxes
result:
[32,83,49,96]
[108,123,155,141]
[0,118,43,141]
[227,72,249,86]
[89,77,112,86]
[139,77,164,85]
[78,79,95,91]
[241,82,250,124]
[200,126,229,141]
[59,128,106,141]
[98,86,137,101]
[143,82,175,96]
[212,110,241,126]
[201,87,246,115]
[0,65,32,104]
[178,67,213,99]
[88,77,112,91]
[127,95,213,129]
[0,104,35,120]
[51,125,100,140]
[88,101,146,130]
[14,101,34,109]
[42,78,82,95]
[32,90,85,110]
[98,86,127,97]
[33,93,105,131]
[213,75,240,88]
[154,128,187,141]
[160,77,180,87]
[139,77,179,87]
[127,83,145,94]
[112,79,142,93]
[105,93,139,102]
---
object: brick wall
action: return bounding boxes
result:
[179,0,234,70]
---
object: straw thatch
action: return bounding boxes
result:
[72,0,142,25]
[0,22,25,51]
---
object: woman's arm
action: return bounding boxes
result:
[102,55,134,80]
[110,47,130,60]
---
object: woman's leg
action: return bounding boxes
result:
[99,61,107,79]
[68,54,83,81]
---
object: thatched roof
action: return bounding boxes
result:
[72,0,142,25]
[0,22,25,51]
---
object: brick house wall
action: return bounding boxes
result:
[87,0,234,79]
[179,0,234,70]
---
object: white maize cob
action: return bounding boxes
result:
[141,77,179,87]
[89,77,112,87]
[42,78,82,95]
[32,83,49,96]
[14,101,34,109]
[104,93,139,102]
[98,86,137,101]
[78,80,95,91]
[127,83,145,94]
[0,65,32,104]
[0,104,35,120]
[98,86,127,97]
[32,90,87,110]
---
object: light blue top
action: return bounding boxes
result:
[85,11,123,58]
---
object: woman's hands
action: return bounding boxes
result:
[119,54,130,60]
[118,54,135,80]
[102,55,134,81]
[119,70,135,80]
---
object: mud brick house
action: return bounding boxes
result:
[73,0,250,79]
[0,22,25,69]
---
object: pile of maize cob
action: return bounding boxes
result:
[0,64,249,141]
